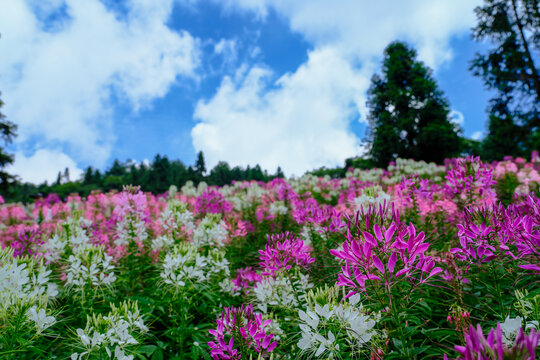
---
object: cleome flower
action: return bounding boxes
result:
[0,247,58,341]
[65,245,117,291]
[208,304,277,359]
[330,221,442,293]
[192,215,229,248]
[71,300,148,360]
[297,292,378,358]
[160,243,231,290]
[252,271,313,314]
[259,232,315,276]
[447,323,539,360]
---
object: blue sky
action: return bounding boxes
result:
[1,0,492,184]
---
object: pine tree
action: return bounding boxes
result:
[470,0,540,160]
[195,151,206,176]
[0,92,17,193]
[366,41,461,167]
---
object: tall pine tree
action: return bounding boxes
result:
[0,92,17,193]
[470,0,539,160]
[366,41,461,167]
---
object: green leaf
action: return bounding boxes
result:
[139,345,158,356]
[151,349,164,360]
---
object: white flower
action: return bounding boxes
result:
[348,293,361,306]
[298,331,315,350]
[299,309,320,329]
[151,235,174,252]
[218,279,237,294]
[115,217,148,247]
[297,296,377,354]
[500,316,523,345]
[107,320,138,346]
[315,304,333,320]
[192,217,228,247]
[65,247,117,290]
[314,331,338,357]
[269,201,288,216]
[76,328,91,347]
[253,276,304,313]
[115,345,134,360]
[26,306,56,333]
[160,244,231,290]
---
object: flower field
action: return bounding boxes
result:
[1,156,539,359]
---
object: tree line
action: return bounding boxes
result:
[2,151,284,203]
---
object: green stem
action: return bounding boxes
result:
[286,271,302,306]
[490,263,505,319]
[388,282,413,359]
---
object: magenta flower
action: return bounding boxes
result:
[232,267,262,294]
[258,232,315,276]
[195,189,233,215]
[330,221,442,292]
[450,201,540,271]
[208,304,277,359]
[448,323,539,360]
[113,185,148,220]
[445,157,497,208]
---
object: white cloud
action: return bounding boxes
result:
[193,0,481,174]
[471,131,483,140]
[8,149,83,184]
[192,47,368,176]
[449,110,465,126]
[0,0,200,168]
[214,38,237,57]
[218,0,481,68]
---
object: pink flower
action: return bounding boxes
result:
[208,304,277,359]
[259,232,315,276]
[232,267,262,294]
[449,323,539,360]
[330,219,442,292]
[113,185,148,220]
[195,189,233,215]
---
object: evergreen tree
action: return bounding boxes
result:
[195,151,206,176]
[0,92,17,193]
[366,41,461,167]
[63,167,70,183]
[208,161,232,186]
[470,0,539,160]
[275,166,285,178]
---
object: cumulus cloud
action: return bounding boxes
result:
[192,47,369,176]
[0,0,200,177]
[192,0,481,174]
[471,131,483,140]
[218,0,481,68]
[8,149,83,184]
[449,110,465,126]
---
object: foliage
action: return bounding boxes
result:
[1,155,540,359]
[470,0,540,160]
[366,41,462,167]
[0,92,17,194]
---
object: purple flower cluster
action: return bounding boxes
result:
[445,157,497,207]
[11,224,43,257]
[113,185,148,220]
[450,198,540,271]
[232,267,262,294]
[448,323,539,360]
[208,304,277,359]
[330,220,442,292]
[258,232,315,276]
[195,189,233,215]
